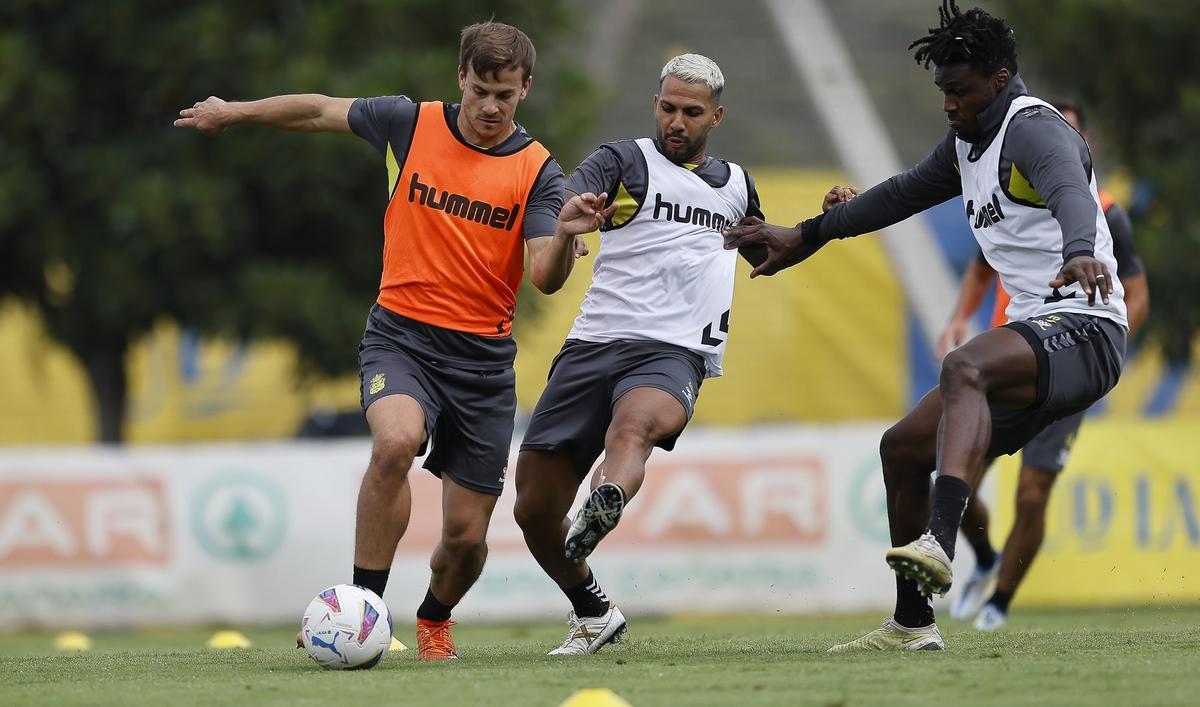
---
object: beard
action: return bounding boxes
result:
[658,132,704,164]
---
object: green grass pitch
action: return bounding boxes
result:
[3,608,1199,706]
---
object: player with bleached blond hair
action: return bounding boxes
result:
[513,52,766,655]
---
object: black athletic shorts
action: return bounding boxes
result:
[987,312,1124,458]
[1021,409,1086,474]
[359,308,515,496]
[520,339,706,479]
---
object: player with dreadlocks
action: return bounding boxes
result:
[724,1,1128,651]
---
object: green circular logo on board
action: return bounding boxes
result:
[191,472,287,562]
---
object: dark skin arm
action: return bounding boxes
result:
[727,184,1115,307]
[722,184,858,277]
[722,218,821,277]
[736,241,769,268]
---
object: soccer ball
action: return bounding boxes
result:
[300,584,392,670]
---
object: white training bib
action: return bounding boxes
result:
[956,96,1127,327]
[568,138,749,377]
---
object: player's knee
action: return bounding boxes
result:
[513,494,554,533]
[440,518,488,558]
[1015,477,1053,518]
[939,350,984,396]
[368,431,421,479]
[879,425,915,472]
[607,412,659,450]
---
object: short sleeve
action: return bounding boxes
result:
[523,158,565,239]
[348,96,418,158]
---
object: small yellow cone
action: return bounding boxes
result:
[559,688,633,707]
[53,631,92,651]
[206,630,253,649]
[389,636,408,652]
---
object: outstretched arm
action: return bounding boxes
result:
[174,95,355,135]
[724,136,961,277]
[527,191,616,295]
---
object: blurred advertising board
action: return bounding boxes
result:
[990,418,1200,608]
[0,421,1194,629]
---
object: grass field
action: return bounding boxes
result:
[3,608,1199,706]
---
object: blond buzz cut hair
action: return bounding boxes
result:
[660,53,725,99]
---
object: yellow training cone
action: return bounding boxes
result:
[390,636,408,652]
[206,630,252,649]
[559,688,633,707]
[54,631,92,651]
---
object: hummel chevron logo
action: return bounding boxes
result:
[701,309,731,346]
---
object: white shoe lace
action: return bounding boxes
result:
[581,487,624,529]
[553,613,590,652]
[914,532,944,555]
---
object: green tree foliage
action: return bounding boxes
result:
[1004,0,1200,363]
[0,0,595,441]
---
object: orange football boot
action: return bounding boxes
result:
[416,618,458,661]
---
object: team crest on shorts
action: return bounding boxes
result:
[369,373,386,395]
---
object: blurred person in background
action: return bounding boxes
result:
[176,20,609,660]
[940,99,1150,631]
[513,53,765,655]
[724,1,1128,651]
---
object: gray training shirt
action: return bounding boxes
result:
[803,75,1101,262]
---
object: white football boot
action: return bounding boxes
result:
[950,553,1002,620]
[973,603,1008,631]
[827,617,945,652]
[886,532,954,597]
[548,604,627,656]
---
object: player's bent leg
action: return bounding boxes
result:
[937,328,1039,488]
[878,390,951,606]
[828,617,944,653]
[879,390,940,546]
[515,450,589,586]
[514,451,627,655]
[896,329,1039,598]
[295,395,426,649]
[565,387,687,562]
[417,476,499,661]
[599,386,689,499]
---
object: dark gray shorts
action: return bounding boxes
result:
[359,312,515,497]
[1020,409,1086,474]
[987,313,1124,458]
[520,339,706,478]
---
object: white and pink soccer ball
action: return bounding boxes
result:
[300,584,392,670]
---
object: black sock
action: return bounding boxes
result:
[353,566,391,598]
[988,589,1014,613]
[561,571,610,618]
[894,575,934,628]
[974,542,997,570]
[928,476,972,559]
[416,587,454,622]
